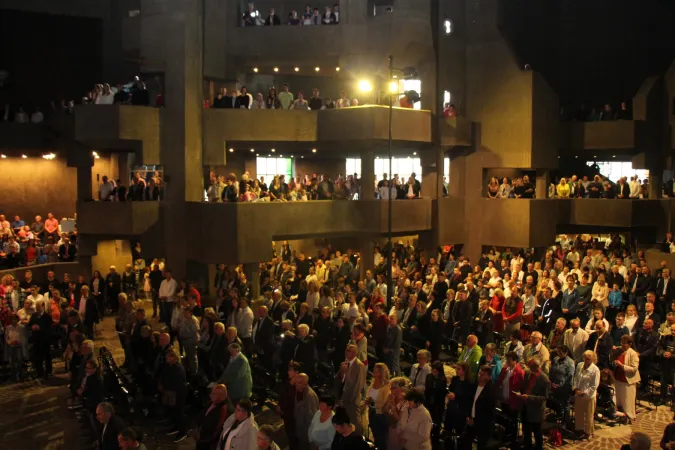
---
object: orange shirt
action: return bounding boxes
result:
[45,218,59,233]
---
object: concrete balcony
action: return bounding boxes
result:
[440,117,473,148]
[74,105,160,164]
[76,201,161,236]
[227,24,346,59]
[567,120,638,150]
[203,106,432,163]
[186,199,433,264]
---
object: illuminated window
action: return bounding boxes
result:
[346,158,362,178]
[256,157,292,182]
[444,157,450,182]
[443,91,451,106]
[397,79,422,110]
[586,161,649,183]
[444,19,452,35]
[375,157,422,182]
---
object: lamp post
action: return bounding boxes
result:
[387,55,394,308]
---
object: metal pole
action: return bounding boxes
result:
[387,55,394,309]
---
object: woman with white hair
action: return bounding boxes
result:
[613,335,640,424]
[572,350,600,440]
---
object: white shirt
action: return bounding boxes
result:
[159,278,178,302]
[573,362,600,398]
[30,111,44,123]
[629,180,640,198]
[501,366,514,402]
[78,296,87,318]
[99,182,114,201]
[472,385,485,418]
[98,93,114,105]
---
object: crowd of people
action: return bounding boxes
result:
[96,170,164,202]
[210,85,359,110]
[0,213,77,269]
[83,78,155,107]
[561,102,633,122]
[242,2,340,26]
[205,171,432,202]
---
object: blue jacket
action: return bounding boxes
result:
[608,290,623,308]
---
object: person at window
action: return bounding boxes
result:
[556,177,570,198]
[333,4,340,22]
[308,88,323,110]
[617,101,632,120]
[602,182,616,199]
[285,92,308,110]
[251,93,266,109]
[317,174,334,200]
[336,92,350,108]
[443,102,457,118]
[264,7,280,25]
[302,5,313,24]
[99,83,114,105]
[265,87,281,109]
[600,104,615,121]
[404,176,420,199]
[288,10,301,25]
[487,177,499,198]
[235,87,251,109]
[498,177,512,198]
[279,84,294,110]
[322,6,336,24]
[311,7,321,24]
[131,80,150,106]
[325,97,336,109]
[242,2,261,26]
[213,88,232,108]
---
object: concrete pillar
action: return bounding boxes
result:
[77,166,93,201]
[649,173,663,199]
[360,151,375,200]
[360,239,375,280]
[536,170,550,199]
[244,263,260,301]
[421,149,444,199]
[160,0,205,280]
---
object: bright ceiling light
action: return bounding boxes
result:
[0,154,6,159]
[250,148,255,152]
[273,67,279,72]
[42,153,56,160]
[314,66,320,72]
[21,154,27,159]
[358,80,372,92]
[335,67,340,72]
[253,67,259,73]
[388,81,398,93]
[294,67,299,72]
[229,148,234,153]
[312,148,317,153]
[413,152,417,156]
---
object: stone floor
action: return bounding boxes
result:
[0,299,671,449]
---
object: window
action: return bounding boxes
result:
[444,19,453,34]
[397,79,422,110]
[586,161,649,183]
[346,158,362,179]
[443,90,451,106]
[374,157,422,182]
[444,157,450,182]
[257,157,292,182]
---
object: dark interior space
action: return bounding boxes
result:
[0,9,103,110]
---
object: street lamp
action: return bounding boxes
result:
[386,55,394,308]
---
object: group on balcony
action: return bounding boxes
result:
[210,85,358,110]
[243,2,340,26]
[97,171,164,202]
[486,176,536,199]
[549,175,647,199]
[561,101,633,122]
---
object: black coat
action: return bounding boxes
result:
[472,308,494,347]
[100,415,126,450]
[252,316,275,354]
[82,372,104,410]
[472,381,497,427]
[28,311,53,344]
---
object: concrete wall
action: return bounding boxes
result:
[91,240,133,275]
[0,262,86,281]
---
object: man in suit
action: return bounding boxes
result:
[657,270,675,317]
[209,323,229,379]
[217,342,252,403]
[636,318,659,390]
[293,373,319,450]
[464,365,497,450]
[78,285,99,340]
[58,236,77,261]
[472,299,494,348]
[586,319,614,370]
[104,265,122,313]
[335,344,366,435]
[515,358,550,450]
[537,287,561,337]
[628,266,651,312]
[95,402,126,450]
[382,313,402,376]
[638,295,662,329]
[252,305,275,368]
[28,301,54,378]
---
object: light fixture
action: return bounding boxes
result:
[594,155,597,158]
[407,156,411,160]
[273,67,279,72]
[376,156,379,159]
[388,81,398,93]
[301,156,304,159]
[393,75,398,79]
[575,156,578,159]
[413,152,417,156]
[250,148,255,152]
[21,154,27,159]
[294,67,299,72]
[612,155,616,158]
[314,66,320,72]
[92,151,99,160]
[256,153,259,156]
[358,80,372,92]
[312,148,317,153]
[0,154,5,159]
[253,67,259,73]
[271,148,276,153]
[42,153,56,160]
[268,154,271,157]
[290,155,294,158]
[229,148,234,153]
[335,67,340,72]
[279,154,283,157]
[444,19,452,35]
[557,155,560,159]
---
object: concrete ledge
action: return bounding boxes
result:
[440,117,473,148]
[568,121,637,150]
[0,262,84,280]
[186,199,433,264]
[76,201,161,236]
[74,105,160,164]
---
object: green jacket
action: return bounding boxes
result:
[458,344,483,382]
[218,352,252,401]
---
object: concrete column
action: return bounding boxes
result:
[244,263,260,301]
[359,239,375,280]
[160,0,205,280]
[360,151,375,200]
[77,166,93,201]
[649,173,663,199]
[536,170,550,199]
[421,149,444,199]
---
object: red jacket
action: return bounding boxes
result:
[496,363,525,410]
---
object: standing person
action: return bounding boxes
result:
[95,403,127,450]
[514,358,550,450]
[367,363,392,450]
[104,265,122,314]
[217,343,252,404]
[215,399,259,450]
[572,350,600,440]
[308,396,336,450]
[334,344,366,435]
[194,385,231,450]
[330,408,370,450]
[614,335,640,424]
[495,352,525,449]
[161,348,188,443]
[548,345,575,425]
[463,365,497,450]
[382,313,402,376]
[90,270,104,318]
[28,301,53,379]
[122,264,137,301]
[78,285,99,340]
[159,269,178,324]
[179,306,200,377]
[293,373,319,450]
[397,389,433,450]
[149,264,164,318]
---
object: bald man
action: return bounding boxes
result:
[195,384,231,450]
[293,374,319,450]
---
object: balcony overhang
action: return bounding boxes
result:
[440,117,473,148]
[566,121,639,151]
[76,201,161,236]
[74,105,160,165]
